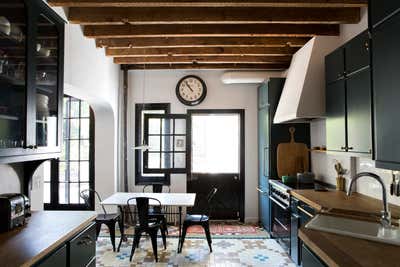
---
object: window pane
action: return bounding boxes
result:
[148,153,160,169]
[161,153,172,169]
[63,119,69,139]
[80,118,90,139]
[44,182,50,204]
[70,119,80,139]
[60,140,67,160]
[69,162,79,182]
[63,98,69,117]
[69,140,79,160]
[80,140,90,160]
[162,119,173,134]
[174,136,186,151]
[70,183,79,204]
[80,161,89,182]
[175,119,186,134]
[81,102,90,117]
[191,114,239,173]
[59,183,68,204]
[162,136,173,152]
[59,162,67,182]
[80,183,89,204]
[148,118,161,134]
[148,136,160,152]
[70,101,80,117]
[174,153,186,169]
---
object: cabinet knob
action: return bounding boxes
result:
[341,146,347,150]
[365,41,369,51]
[25,145,36,149]
[347,147,354,150]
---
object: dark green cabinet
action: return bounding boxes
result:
[0,0,64,163]
[370,0,400,28]
[346,69,372,154]
[37,245,67,267]
[325,48,345,84]
[325,31,372,154]
[372,12,400,169]
[326,80,347,152]
[302,244,327,267]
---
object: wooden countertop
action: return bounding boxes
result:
[0,211,96,267]
[299,227,400,267]
[293,189,400,267]
[291,189,400,220]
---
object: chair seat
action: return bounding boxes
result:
[96,213,120,222]
[185,214,209,222]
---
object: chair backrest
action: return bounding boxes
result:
[127,197,162,228]
[80,189,107,215]
[143,183,171,193]
[205,187,218,217]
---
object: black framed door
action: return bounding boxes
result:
[187,109,245,221]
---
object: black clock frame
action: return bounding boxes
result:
[175,75,207,106]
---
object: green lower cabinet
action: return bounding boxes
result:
[302,244,327,267]
[36,245,67,267]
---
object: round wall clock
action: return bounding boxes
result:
[176,75,207,106]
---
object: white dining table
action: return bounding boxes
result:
[101,192,196,252]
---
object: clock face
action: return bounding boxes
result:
[176,75,207,106]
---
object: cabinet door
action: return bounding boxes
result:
[70,223,96,267]
[345,31,370,75]
[346,68,372,154]
[0,0,29,156]
[325,48,345,84]
[370,0,400,28]
[326,80,347,152]
[36,245,67,267]
[33,1,64,153]
[302,244,327,267]
[372,13,400,166]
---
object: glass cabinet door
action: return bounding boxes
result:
[0,0,27,150]
[35,13,59,148]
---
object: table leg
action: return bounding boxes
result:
[117,205,126,252]
[177,206,182,253]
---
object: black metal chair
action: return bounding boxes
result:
[179,187,218,253]
[143,184,170,235]
[127,197,167,262]
[80,189,121,252]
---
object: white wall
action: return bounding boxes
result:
[127,70,260,222]
[311,8,400,206]
[27,6,121,211]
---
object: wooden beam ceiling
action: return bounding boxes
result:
[105,46,300,57]
[48,0,367,8]
[69,7,360,25]
[83,24,339,38]
[96,37,310,48]
[49,0,365,70]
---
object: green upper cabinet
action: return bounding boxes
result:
[345,31,370,75]
[326,80,347,152]
[370,0,400,28]
[325,31,372,155]
[372,11,400,169]
[325,48,345,84]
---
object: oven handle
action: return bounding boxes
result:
[298,206,314,219]
[269,196,290,211]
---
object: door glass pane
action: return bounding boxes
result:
[175,119,186,134]
[36,14,58,147]
[69,140,79,160]
[148,136,160,151]
[80,161,89,182]
[148,152,160,168]
[80,140,89,160]
[69,183,79,204]
[191,114,240,173]
[69,119,79,139]
[80,118,90,139]
[174,153,186,168]
[162,136,173,152]
[162,118,173,134]
[148,118,160,134]
[161,152,172,169]
[174,136,186,151]
[0,0,26,149]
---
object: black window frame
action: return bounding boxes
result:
[44,95,95,210]
[135,103,171,185]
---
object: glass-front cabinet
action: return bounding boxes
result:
[0,0,64,161]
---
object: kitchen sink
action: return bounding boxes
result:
[305,214,400,246]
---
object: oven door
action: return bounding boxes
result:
[269,195,291,253]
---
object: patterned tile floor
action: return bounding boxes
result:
[96,235,295,267]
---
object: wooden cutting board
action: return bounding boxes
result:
[277,127,309,178]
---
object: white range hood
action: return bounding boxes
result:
[273,36,341,124]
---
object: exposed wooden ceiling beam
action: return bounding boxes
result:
[113,55,291,64]
[48,0,368,8]
[96,37,310,48]
[122,63,290,70]
[105,46,299,57]
[69,7,360,25]
[84,24,339,38]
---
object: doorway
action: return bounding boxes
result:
[187,110,245,221]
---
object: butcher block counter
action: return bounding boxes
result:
[292,189,400,267]
[0,211,96,267]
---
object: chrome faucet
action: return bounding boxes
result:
[347,172,391,228]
